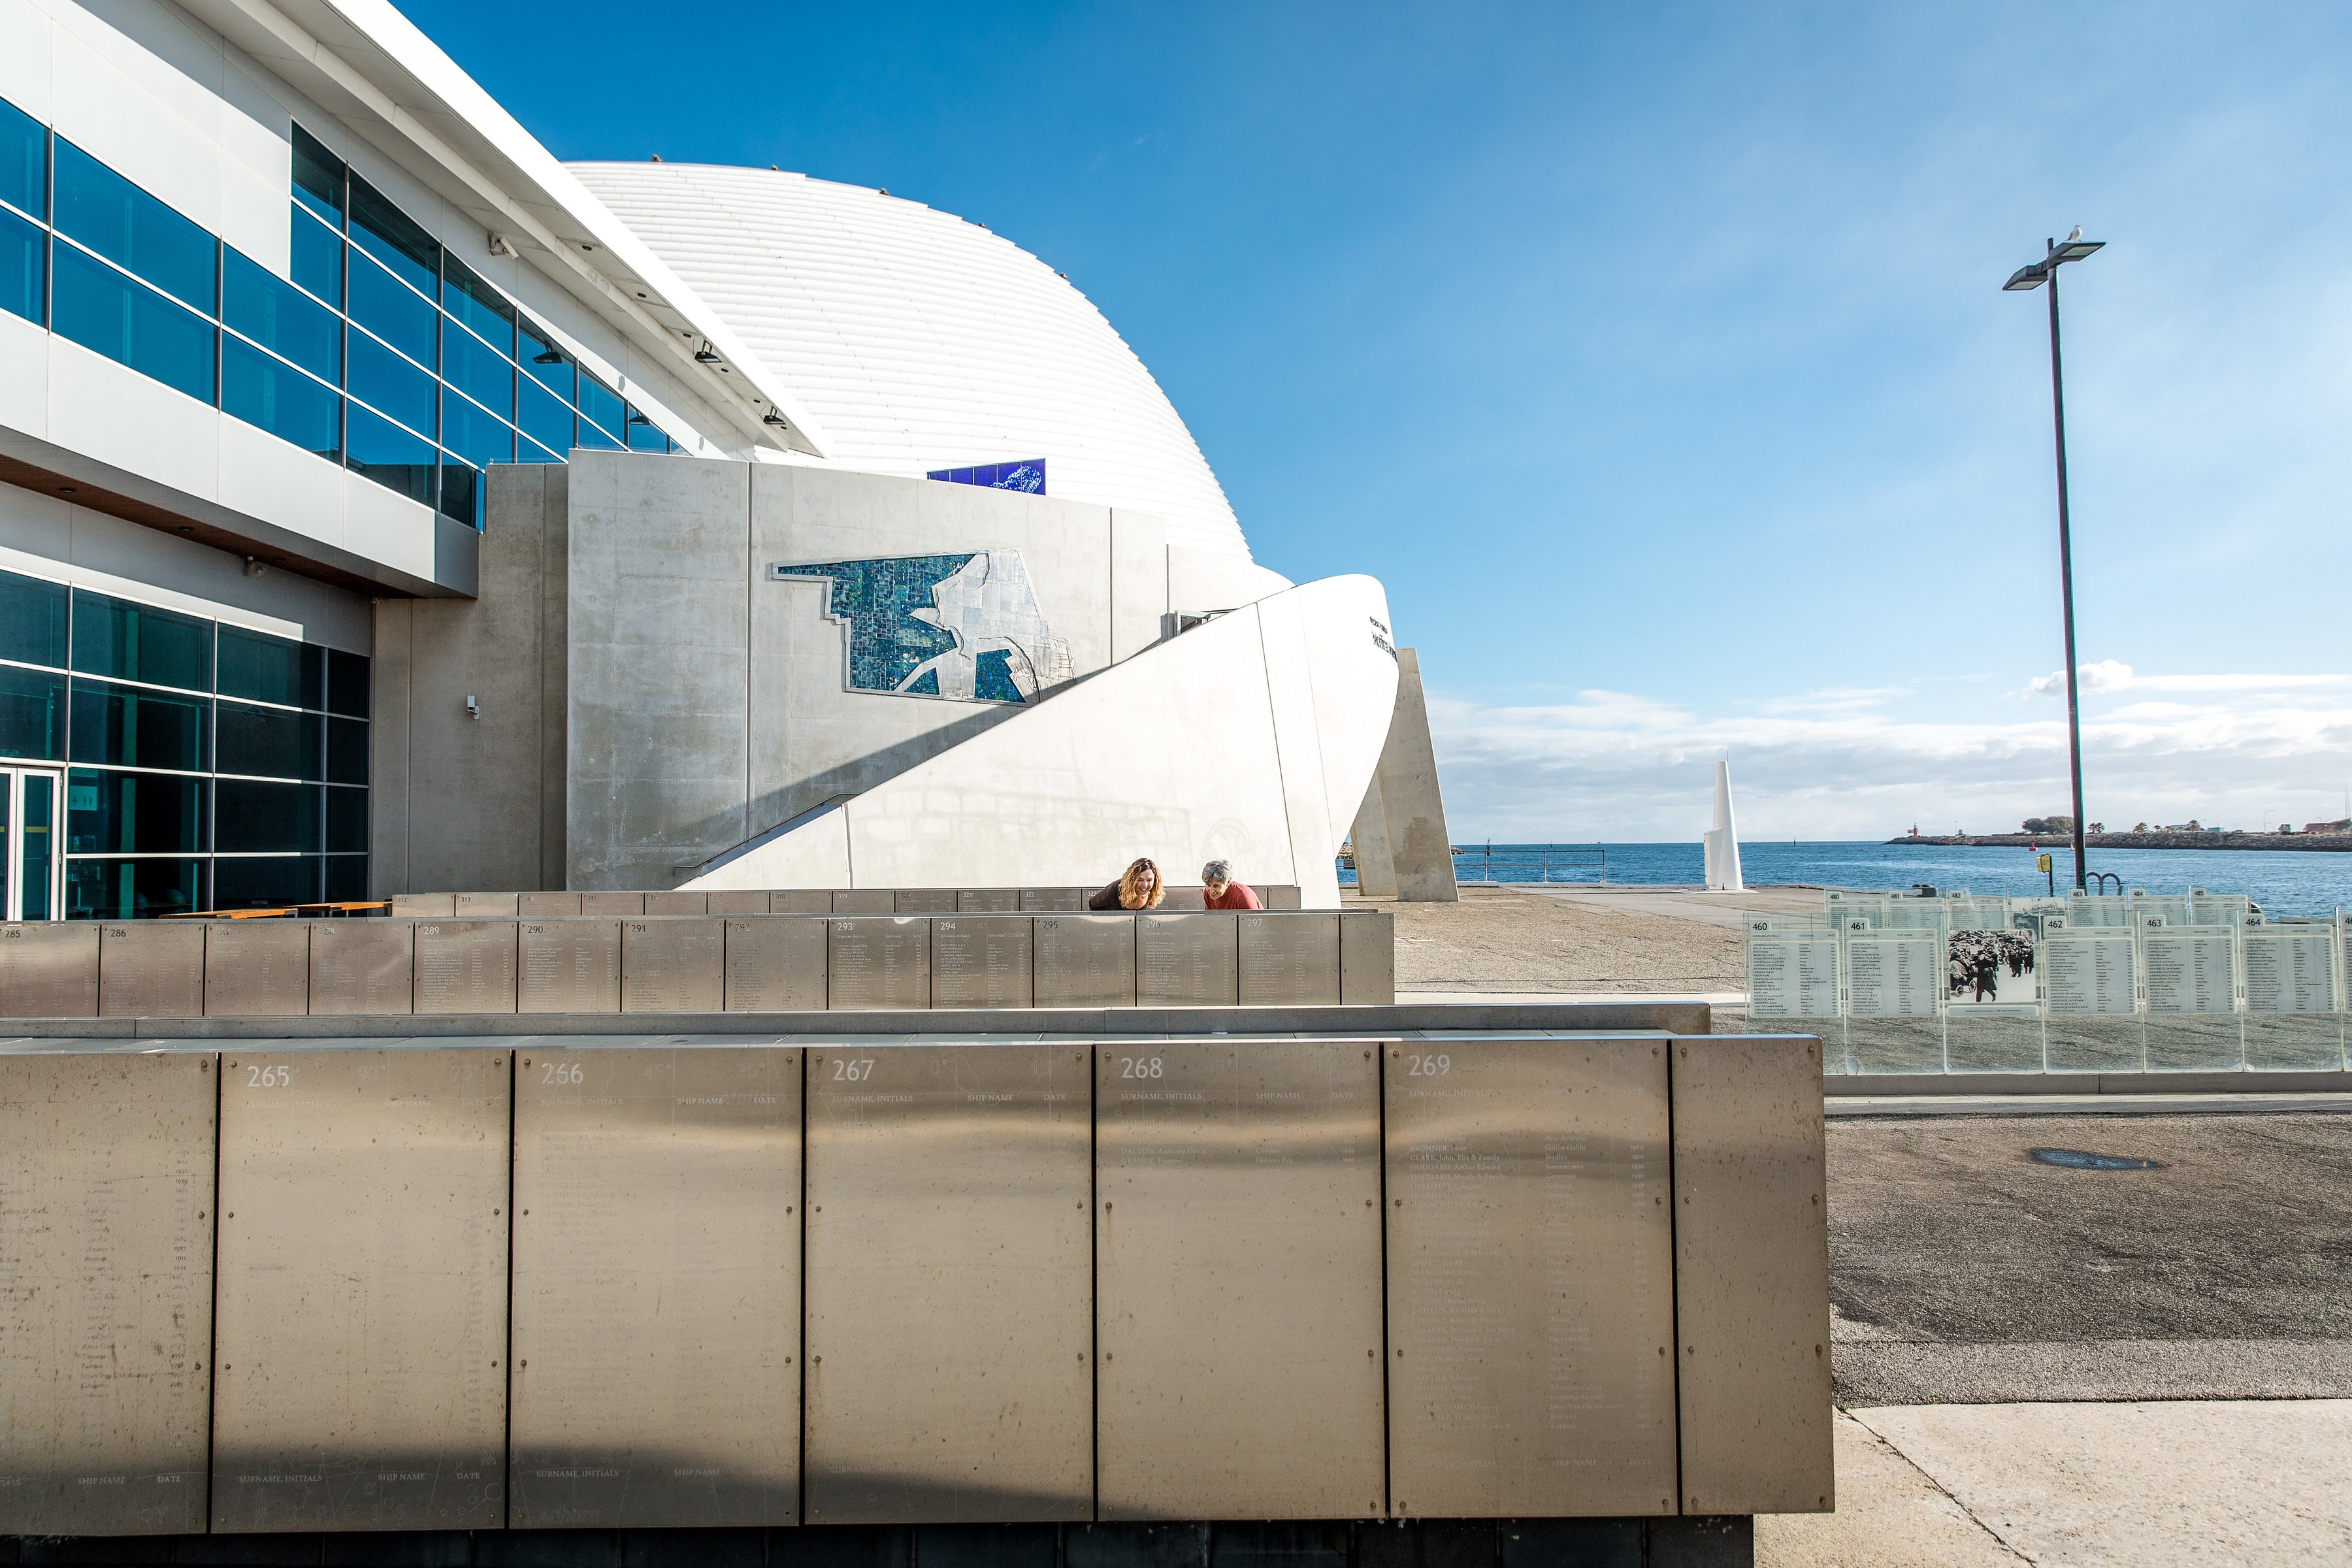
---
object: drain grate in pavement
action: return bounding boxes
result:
[2030,1147,2167,1170]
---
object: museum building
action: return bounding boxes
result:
[0,0,1445,918]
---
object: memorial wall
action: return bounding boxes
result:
[0,1036,1831,1537]
[1748,892,2350,1074]
[0,911,1394,1018]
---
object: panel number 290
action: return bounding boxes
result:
[1405,1054,1451,1077]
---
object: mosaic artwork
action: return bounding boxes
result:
[926,459,1047,495]
[770,549,1073,704]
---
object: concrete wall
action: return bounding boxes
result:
[1373,649,1459,903]
[372,467,568,895]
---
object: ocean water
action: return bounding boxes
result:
[1343,841,2352,918]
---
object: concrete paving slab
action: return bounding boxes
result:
[1827,1092,2352,1119]
[1836,1338,2352,1405]
[1754,1409,2025,1567]
[1848,1401,2352,1566]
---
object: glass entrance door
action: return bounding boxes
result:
[3,768,65,921]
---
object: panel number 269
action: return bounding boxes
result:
[1405,1054,1450,1077]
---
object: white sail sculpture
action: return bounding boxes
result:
[1703,759,1744,892]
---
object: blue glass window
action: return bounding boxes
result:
[219,626,324,709]
[442,253,513,356]
[70,589,212,693]
[218,702,320,781]
[440,388,511,470]
[517,376,572,454]
[70,679,210,771]
[221,338,340,461]
[0,206,41,326]
[346,404,436,508]
[347,250,435,367]
[66,857,204,920]
[0,664,66,762]
[577,374,625,442]
[517,316,572,398]
[213,851,319,906]
[53,140,215,313]
[289,207,342,309]
[52,241,215,402]
[438,459,482,529]
[442,318,512,419]
[290,123,344,230]
[327,786,367,852]
[573,418,621,452]
[517,435,563,466]
[66,768,208,855]
[348,327,436,436]
[0,96,42,220]
[223,248,340,382]
[217,778,321,852]
[0,568,69,668]
[346,174,437,297]
[625,406,669,452]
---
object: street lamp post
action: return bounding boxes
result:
[2004,231,2104,892]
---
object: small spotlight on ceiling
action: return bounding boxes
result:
[694,342,721,364]
[532,347,564,365]
[763,410,789,428]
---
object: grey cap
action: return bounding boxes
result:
[1201,859,1233,884]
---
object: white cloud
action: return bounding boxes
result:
[2024,661,2351,697]
[1428,683,2352,841]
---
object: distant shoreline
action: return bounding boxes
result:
[1886,832,2352,853]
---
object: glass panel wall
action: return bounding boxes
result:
[0,102,687,540]
[0,568,370,917]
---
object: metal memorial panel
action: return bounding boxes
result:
[204,920,311,1017]
[768,891,832,915]
[621,919,725,1012]
[1265,885,1303,909]
[644,892,710,915]
[413,921,519,1014]
[708,890,770,916]
[930,916,1034,1009]
[212,1049,510,1532]
[308,921,414,1015]
[894,889,958,913]
[1670,1037,1834,1516]
[580,892,646,916]
[518,892,582,917]
[1033,915,1134,1007]
[1097,1040,1385,1519]
[1238,912,1341,1007]
[98,922,204,1017]
[804,1043,1092,1523]
[825,917,930,1011]
[390,894,455,917]
[831,890,895,915]
[958,889,1021,913]
[1019,888,1083,911]
[510,1047,802,1528]
[454,892,519,917]
[726,918,828,1011]
[0,1053,214,1535]
[1339,911,1397,1007]
[1136,913,1239,1007]
[1384,1037,1678,1519]
[517,919,621,1014]
[0,921,100,1017]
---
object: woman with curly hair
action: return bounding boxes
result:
[1088,857,1166,910]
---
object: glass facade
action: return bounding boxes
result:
[0,564,369,918]
[0,99,682,533]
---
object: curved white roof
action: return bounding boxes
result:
[568,162,1250,559]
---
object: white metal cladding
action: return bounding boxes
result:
[569,162,1251,560]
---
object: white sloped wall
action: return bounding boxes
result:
[685,576,1397,907]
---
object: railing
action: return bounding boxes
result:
[1449,843,1608,885]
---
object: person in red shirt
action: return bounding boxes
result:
[1200,859,1261,909]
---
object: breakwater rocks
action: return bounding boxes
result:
[1887,832,2352,853]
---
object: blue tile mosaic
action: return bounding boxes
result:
[926,459,1047,495]
[770,549,1076,707]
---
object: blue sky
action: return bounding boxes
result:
[402,0,2352,840]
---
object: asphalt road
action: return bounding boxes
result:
[1826,1111,2352,1403]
